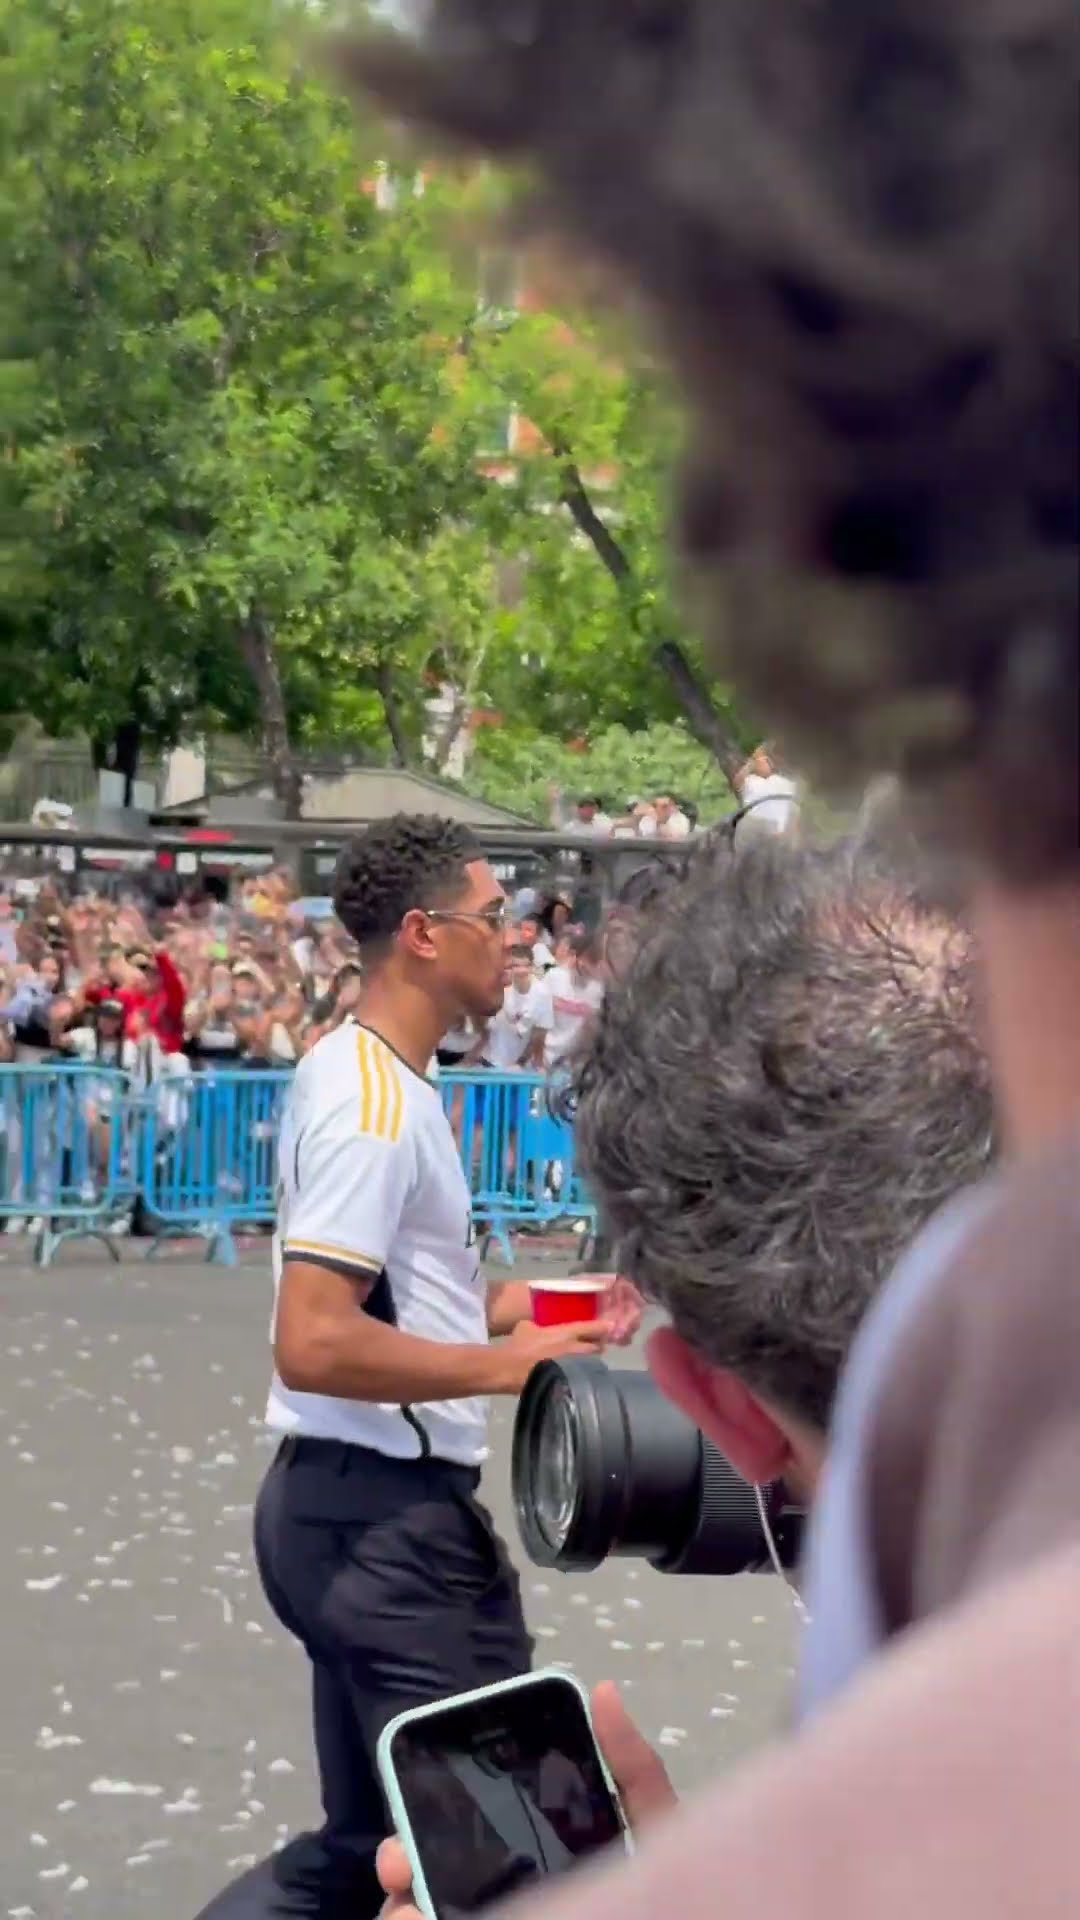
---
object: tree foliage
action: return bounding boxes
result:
[458,291,750,782]
[463,720,737,828]
[1,1,752,818]
[0,0,498,805]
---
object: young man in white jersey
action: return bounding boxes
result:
[197,814,641,1920]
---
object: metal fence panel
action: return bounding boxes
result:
[0,1063,139,1262]
[1,1062,594,1266]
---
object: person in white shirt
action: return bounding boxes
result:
[481,946,554,1070]
[635,794,692,840]
[544,931,605,1071]
[434,1015,476,1071]
[197,814,642,1920]
[550,788,614,837]
[735,747,800,838]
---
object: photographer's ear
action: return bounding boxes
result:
[645,1328,792,1489]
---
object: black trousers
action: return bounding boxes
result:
[195,1437,533,1920]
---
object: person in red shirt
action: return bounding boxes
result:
[82,943,146,1033]
[124,946,186,1054]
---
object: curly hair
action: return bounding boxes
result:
[572,834,995,1428]
[343,2,1078,882]
[333,814,480,951]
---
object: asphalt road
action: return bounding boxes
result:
[1,1244,799,1920]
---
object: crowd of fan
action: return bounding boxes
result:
[0,737,799,1087]
[551,748,799,842]
[0,864,607,1086]
[0,870,336,1075]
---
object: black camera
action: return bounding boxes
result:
[512,1358,804,1577]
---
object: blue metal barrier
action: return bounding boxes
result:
[0,1063,139,1265]
[138,1068,292,1267]
[438,1070,595,1265]
[2,1062,595,1267]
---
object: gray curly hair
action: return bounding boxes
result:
[572,834,994,1427]
[343,1,1078,882]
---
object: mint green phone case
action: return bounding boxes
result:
[376,1667,629,1920]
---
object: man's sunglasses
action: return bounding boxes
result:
[423,904,508,932]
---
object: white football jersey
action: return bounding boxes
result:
[267,1022,489,1466]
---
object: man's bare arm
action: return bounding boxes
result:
[486,1280,532,1338]
[275,1261,610,1402]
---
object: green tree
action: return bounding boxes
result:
[462,720,736,827]
[458,290,751,787]
[0,0,498,809]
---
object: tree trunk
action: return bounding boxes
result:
[375,661,412,769]
[92,716,143,807]
[651,639,745,788]
[427,682,469,776]
[556,451,744,793]
[237,614,303,819]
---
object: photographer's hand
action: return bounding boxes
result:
[377,1684,676,1917]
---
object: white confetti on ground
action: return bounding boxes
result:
[89,1780,162,1798]
[164,1788,202,1816]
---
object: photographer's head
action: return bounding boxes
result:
[575,836,994,1499]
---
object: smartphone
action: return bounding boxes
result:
[377,1670,629,1920]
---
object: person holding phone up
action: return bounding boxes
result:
[196,815,643,1920]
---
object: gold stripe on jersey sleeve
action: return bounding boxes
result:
[357,1028,375,1136]
[373,1041,391,1140]
[387,1048,404,1143]
[283,1238,382,1275]
[356,1029,405,1144]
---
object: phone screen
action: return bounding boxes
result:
[389,1676,626,1919]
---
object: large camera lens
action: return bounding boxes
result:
[531,1377,580,1556]
[513,1358,803,1577]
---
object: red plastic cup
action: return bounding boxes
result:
[529,1277,604,1328]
